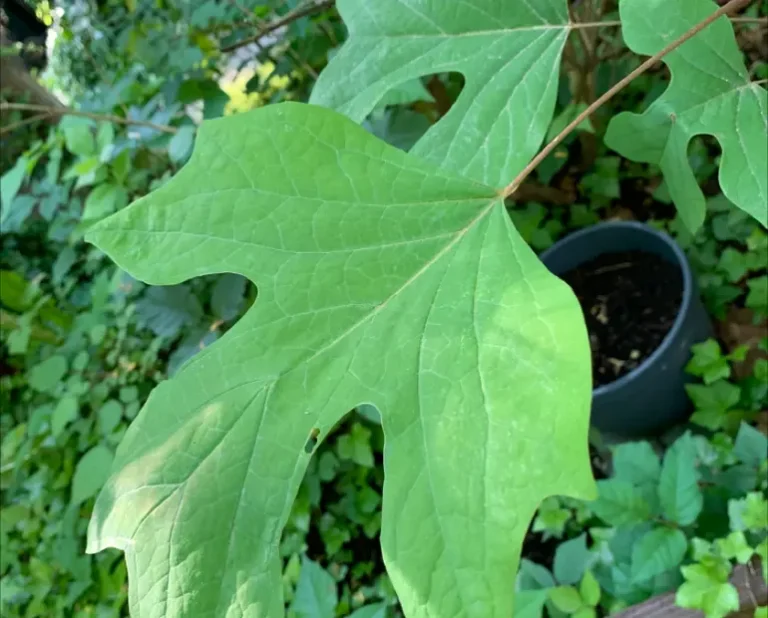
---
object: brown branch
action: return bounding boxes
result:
[502,0,753,199]
[0,111,50,136]
[220,6,757,55]
[510,181,575,206]
[221,0,335,53]
[731,16,768,23]
[0,102,178,134]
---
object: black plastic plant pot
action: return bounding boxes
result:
[540,221,713,438]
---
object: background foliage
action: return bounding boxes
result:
[1,0,766,617]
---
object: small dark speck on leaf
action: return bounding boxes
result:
[305,428,320,453]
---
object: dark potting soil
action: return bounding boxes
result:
[560,250,683,388]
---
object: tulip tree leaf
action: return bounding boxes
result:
[84,104,594,617]
[311,0,571,188]
[605,0,768,232]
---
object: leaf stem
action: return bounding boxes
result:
[0,102,178,135]
[501,0,753,199]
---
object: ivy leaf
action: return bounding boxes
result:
[676,565,739,618]
[605,0,768,232]
[311,0,571,187]
[715,531,754,564]
[686,380,742,430]
[84,104,594,617]
[685,339,730,385]
[729,492,768,532]
[658,432,703,526]
[290,557,337,618]
[718,248,749,283]
[533,496,571,539]
[336,422,374,467]
[686,381,741,411]
[631,527,687,583]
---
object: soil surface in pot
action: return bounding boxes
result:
[561,250,683,388]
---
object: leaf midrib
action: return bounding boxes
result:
[353,24,571,40]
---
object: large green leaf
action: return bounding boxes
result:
[85,104,594,617]
[311,0,570,187]
[605,0,768,232]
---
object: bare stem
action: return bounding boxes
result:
[0,102,178,134]
[730,16,767,23]
[0,112,50,136]
[221,0,335,53]
[502,0,752,199]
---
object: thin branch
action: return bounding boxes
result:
[0,102,178,134]
[502,0,752,199]
[221,3,757,54]
[0,112,50,136]
[223,0,319,79]
[221,0,335,53]
[730,16,768,23]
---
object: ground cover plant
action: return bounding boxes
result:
[1,0,766,617]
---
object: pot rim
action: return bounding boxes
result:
[540,220,695,398]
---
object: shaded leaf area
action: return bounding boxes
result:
[85,104,594,617]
